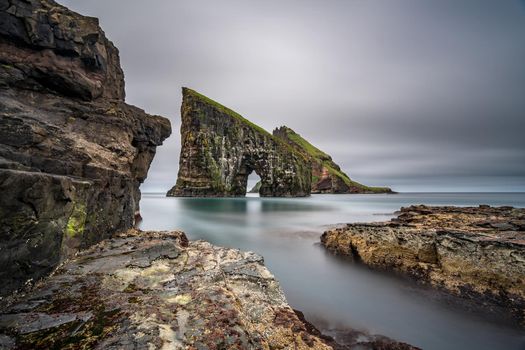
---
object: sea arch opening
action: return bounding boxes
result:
[246,171,262,196]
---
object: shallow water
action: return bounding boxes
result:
[139,193,525,349]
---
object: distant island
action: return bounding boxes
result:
[168,88,392,197]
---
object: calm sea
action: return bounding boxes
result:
[138,192,525,350]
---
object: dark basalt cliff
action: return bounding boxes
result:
[0,0,171,295]
[273,126,392,194]
[168,88,312,197]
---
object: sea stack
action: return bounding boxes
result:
[168,88,312,197]
[168,88,391,197]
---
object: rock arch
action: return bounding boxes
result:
[168,88,311,197]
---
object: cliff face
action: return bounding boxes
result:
[0,0,124,100]
[321,205,525,325]
[0,0,171,295]
[273,126,392,194]
[168,88,311,197]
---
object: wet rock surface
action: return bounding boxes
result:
[321,205,525,325]
[0,230,334,349]
[273,126,392,194]
[0,0,171,295]
[169,88,312,197]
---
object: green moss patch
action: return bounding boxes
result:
[66,203,87,238]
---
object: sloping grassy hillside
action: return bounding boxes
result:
[273,126,392,193]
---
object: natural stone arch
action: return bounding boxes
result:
[168,88,311,197]
[233,158,264,195]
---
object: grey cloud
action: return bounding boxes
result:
[60,0,525,192]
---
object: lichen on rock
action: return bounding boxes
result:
[65,202,87,238]
[0,230,334,350]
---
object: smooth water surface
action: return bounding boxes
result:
[139,193,525,350]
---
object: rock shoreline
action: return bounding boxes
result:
[0,1,418,349]
[0,229,418,350]
[321,205,525,325]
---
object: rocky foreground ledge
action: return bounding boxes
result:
[321,205,525,325]
[0,230,417,350]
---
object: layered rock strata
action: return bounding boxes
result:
[0,0,171,295]
[168,88,311,197]
[273,126,392,194]
[321,205,525,324]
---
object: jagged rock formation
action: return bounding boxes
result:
[273,126,392,194]
[168,88,311,197]
[0,229,418,350]
[0,0,171,296]
[321,205,525,325]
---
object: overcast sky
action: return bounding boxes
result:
[61,0,525,192]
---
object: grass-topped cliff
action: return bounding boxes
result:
[273,126,393,194]
[172,88,391,196]
[182,88,272,138]
[169,88,312,197]
[181,89,310,164]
